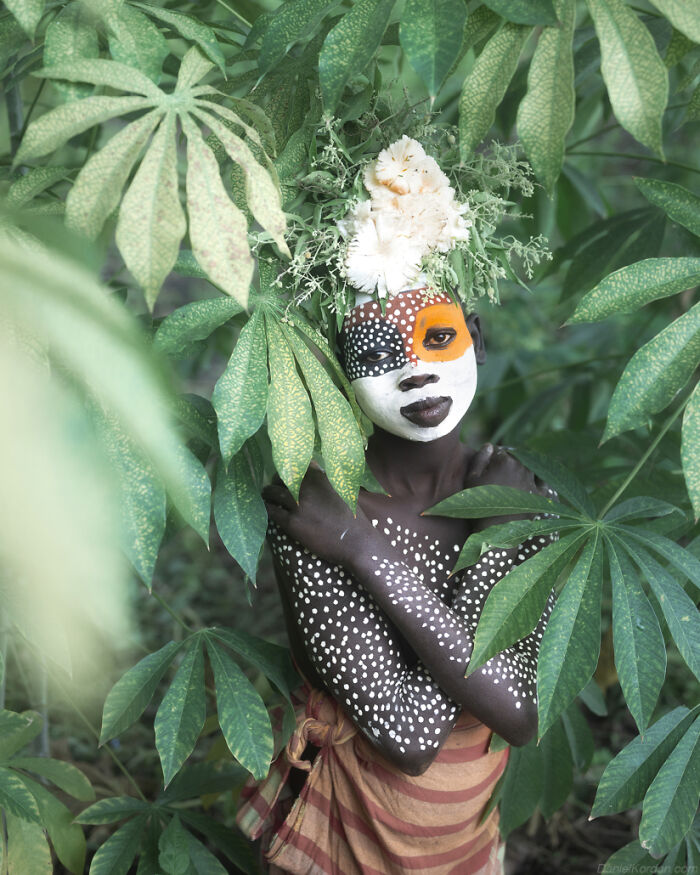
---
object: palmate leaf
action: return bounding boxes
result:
[452,517,575,572]
[11,757,94,802]
[586,0,668,156]
[426,484,575,519]
[607,538,666,732]
[204,635,273,780]
[459,21,531,158]
[0,766,41,823]
[19,775,87,874]
[282,323,364,511]
[517,0,575,195]
[75,797,152,825]
[37,58,164,98]
[604,302,700,441]
[158,816,190,875]
[133,2,226,74]
[154,637,206,787]
[89,815,149,875]
[567,258,700,325]
[682,382,700,519]
[178,810,258,875]
[214,451,268,583]
[481,0,556,25]
[603,496,684,523]
[592,705,699,817]
[639,716,700,857]
[540,719,574,818]
[601,841,658,874]
[212,311,269,463]
[259,0,339,75]
[537,531,603,737]
[511,448,595,517]
[155,296,244,358]
[44,3,99,103]
[5,811,52,875]
[497,740,542,836]
[562,701,594,772]
[106,4,169,84]
[210,627,299,702]
[183,828,229,875]
[399,0,467,98]
[649,0,700,44]
[620,526,700,593]
[0,710,43,762]
[4,0,44,39]
[636,178,700,238]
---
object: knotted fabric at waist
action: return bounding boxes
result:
[285,686,358,771]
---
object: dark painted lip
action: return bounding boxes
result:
[400,396,452,427]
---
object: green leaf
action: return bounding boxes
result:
[214,452,267,583]
[265,314,314,500]
[567,257,700,325]
[0,711,42,761]
[510,447,595,517]
[603,496,683,523]
[116,113,186,310]
[169,444,212,546]
[453,518,570,572]
[155,297,243,358]
[88,815,148,875]
[204,636,273,780]
[604,303,700,441]
[154,638,206,787]
[5,811,51,875]
[639,716,700,857]
[282,324,364,511]
[617,527,700,593]
[602,841,657,874]
[259,0,337,75]
[75,797,152,825]
[107,5,169,84]
[648,0,700,45]
[176,46,214,91]
[426,484,575,519]
[194,109,289,257]
[537,532,603,737]
[623,541,700,682]
[636,178,700,239]
[682,381,700,519]
[4,0,43,38]
[498,741,542,835]
[210,627,298,701]
[100,640,182,744]
[6,166,70,207]
[517,0,575,194]
[591,706,699,817]
[178,811,258,875]
[181,113,253,308]
[562,702,594,772]
[158,816,190,875]
[0,767,41,823]
[184,829,228,875]
[37,58,163,100]
[469,530,589,671]
[607,538,666,732]
[159,761,247,804]
[318,0,395,112]
[19,775,86,875]
[66,110,162,240]
[212,311,269,464]
[15,95,152,163]
[399,0,467,97]
[586,0,668,156]
[44,3,99,102]
[133,3,226,74]
[458,21,531,158]
[11,757,94,801]
[540,719,574,817]
[481,0,557,25]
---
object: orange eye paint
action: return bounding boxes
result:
[412,302,471,363]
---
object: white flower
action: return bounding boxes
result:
[345,213,423,296]
[373,135,427,194]
[337,199,371,239]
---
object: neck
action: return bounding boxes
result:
[365,424,469,503]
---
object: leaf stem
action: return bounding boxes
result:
[567,150,700,177]
[17,79,46,147]
[150,590,193,634]
[600,393,693,518]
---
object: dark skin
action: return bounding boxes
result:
[264,315,552,775]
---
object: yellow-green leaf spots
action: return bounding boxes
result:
[682,382,700,519]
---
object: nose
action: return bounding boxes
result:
[399,372,439,391]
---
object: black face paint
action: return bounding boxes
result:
[342,319,408,380]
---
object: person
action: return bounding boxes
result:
[236,287,557,874]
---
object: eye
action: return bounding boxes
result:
[424,327,456,349]
[361,349,393,363]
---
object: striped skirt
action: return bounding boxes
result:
[236,684,508,874]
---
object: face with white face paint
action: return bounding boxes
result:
[341,290,478,442]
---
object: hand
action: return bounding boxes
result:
[263,465,376,568]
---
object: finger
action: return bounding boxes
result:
[262,484,296,511]
[469,443,495,479]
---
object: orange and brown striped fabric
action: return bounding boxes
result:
[236,684,508,875]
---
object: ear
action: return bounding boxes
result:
[465,313,486,364]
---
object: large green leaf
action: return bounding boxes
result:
[158,816,190,875]
[106,4,168,83]
[210,627,298,701]
[178,811,258,875]
[586,0,668,156]
[184,829,228,875]
[607,538,666,732]
[66,110,162,240]
[44,3,99,102]
[510,447,595,517]
[0,767,41,823]
[5,811,51,875]
[259,0,337,74]
[567,258,700,325]
[682,381,700,519]
[426,484,575,519]
[469,530,589,671]
[204,636,273,780]
[639,716,700,857]
[213,451,267,582]
[181,114,253,308]
[100,641,182,744]
[0,711,42,762]
[6,166,70,207]
[212,311,269,463]
[636,178,700,239]
[89,815,148,875]
[601,841,658,874]
[619,527,700,594]
[282,324,364,511]
[498,741,542,835]
[318,0,395,112]
[481,0,556,25]
[76,797,152,825]
[19,775,87,874]
[265,314,314,500]
[459,21,531,158]
[36,59,164,99]
[517,0,575,194]
[169,444,211,546]
[155,297,244,357]
[4,0,43,38]
[591,706,699,816]
[540,719,574,817]
[133,3,226,73]
[15,96,152,164]
[562,702,594,772]
[537,532,603,737]
[603,496,683,524]
[399,0,467,97]
[604,303,700,441]
[649,1,700,54]
[453,517,574,572]
[11,757,94,801]
[116,112,186,310]
[154,638,206,787]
